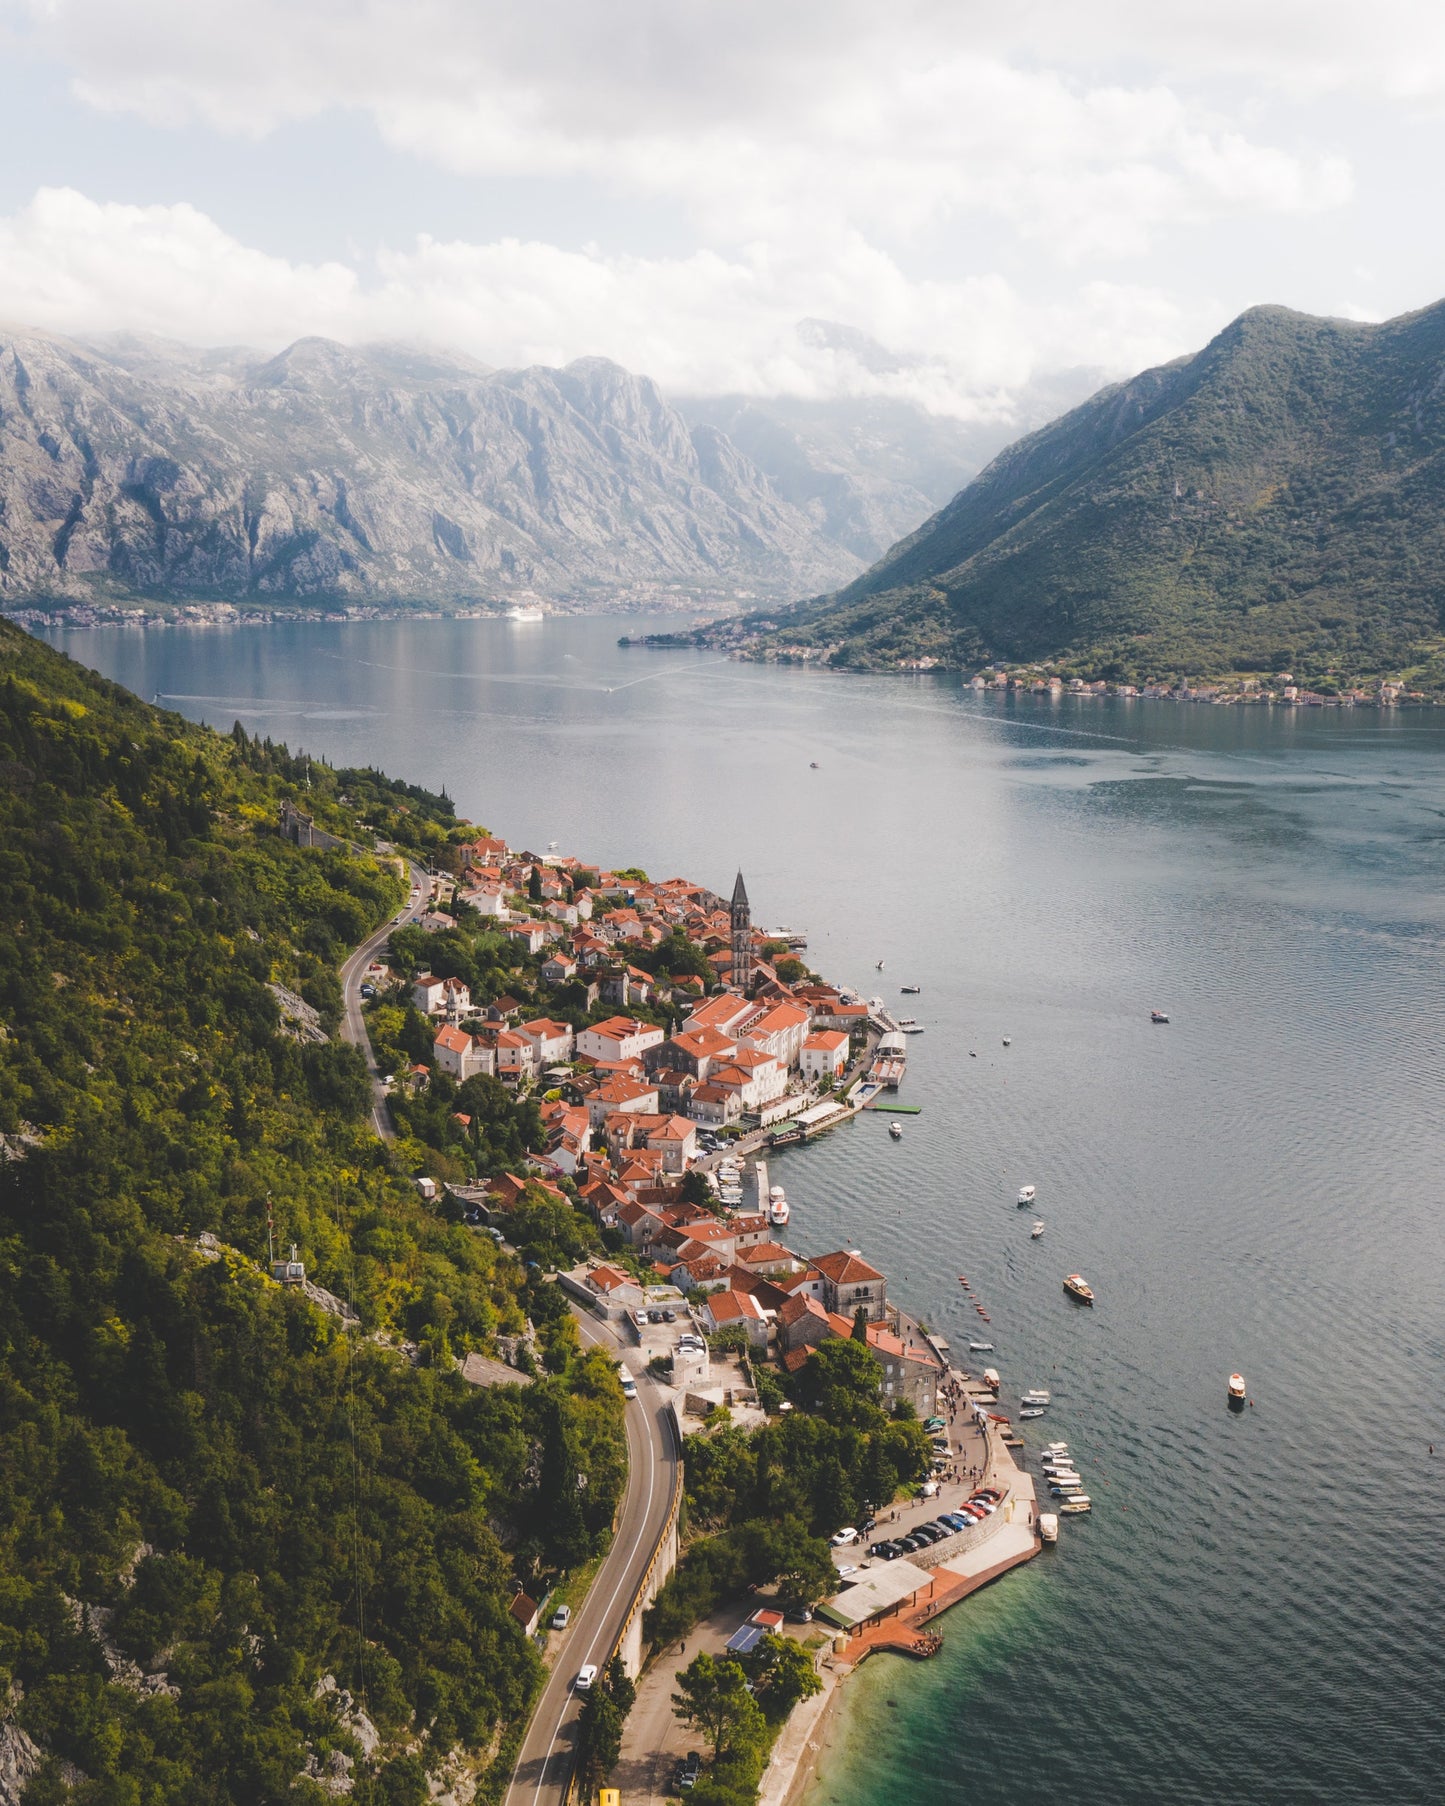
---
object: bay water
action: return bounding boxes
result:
[41,615,1445,1803]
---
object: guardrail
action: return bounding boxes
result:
[561,1411,685,1806]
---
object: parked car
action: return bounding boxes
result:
[574,1664,598,1691]
[939,1513,971,1533]
[969,1497,998,1515]
[681,1750,702,1788]
[550,1604,571,1630]
[868,1540,892,1557]
[647,1309,664,1323]
[662,1309,677,1322]
[860,1516,877,1533]
[976,1487,1003,1502]
[830,1527,859,1546]
[633,1310,649,1330]
[880,1542,904,1560]
[898,1533,928,1552]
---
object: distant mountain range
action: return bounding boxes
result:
[730,301,1445,686]
[0,326,1088,611]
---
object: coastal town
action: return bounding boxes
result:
[353,825,1046,1805]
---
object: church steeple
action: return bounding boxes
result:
[730,870,753,993]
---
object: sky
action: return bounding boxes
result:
[2,0,1445,418]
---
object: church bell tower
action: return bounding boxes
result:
[730,870,753,994]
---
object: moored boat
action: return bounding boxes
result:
[1038,1512,1060,1545]
[1063,1273,1095,1305]
[1021,1389,1051,1408]
[968,1340,994,1352]
[1020,1407,1045,1419]
[982,1367,1001,1391]
[1059,1499,1093,1514]
[768,1184,790,1228]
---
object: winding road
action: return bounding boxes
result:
[337,864,682,1806]
[338,855,431,1139]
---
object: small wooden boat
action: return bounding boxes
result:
[1063,1274,1095,1306]
[1151,1009,1169,1024]
[1031,1221,1045,1239]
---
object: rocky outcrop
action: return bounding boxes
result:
[0,330,862,604]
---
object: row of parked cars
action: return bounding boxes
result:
[867,1490,1003,1560]
[670,1750,702,1791]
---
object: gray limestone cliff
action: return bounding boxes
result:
[0,330,865,605]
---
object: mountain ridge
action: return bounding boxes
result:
[731,299,1445,687]
[0,326,865,608]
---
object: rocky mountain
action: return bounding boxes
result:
[679,366,1103,562]
[743,301,1445,685]
[0,328,867,607]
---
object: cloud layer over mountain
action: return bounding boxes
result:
[6,0,1435,421]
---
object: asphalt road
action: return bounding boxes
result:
[334,866,681,1806]
[504,1319,680,1806]
[338,857,431,1140]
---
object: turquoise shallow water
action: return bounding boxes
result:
[41,616,1445,1803]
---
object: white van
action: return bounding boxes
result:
[619,1369,638,1401]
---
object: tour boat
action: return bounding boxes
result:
[1228,1372,1247,1404]
[889,1121,903,1140]
[982,1368,1001,1390]
[1031,1221,1045,1239]
[1063,1274,1095,1305]
[1017,1184,1037,1206]
[1038,1513,1060,1545]
[506,605,544,621]
[768,1185,790,1229]
[1151,1009,1169,1023]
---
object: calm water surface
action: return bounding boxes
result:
[43,616,1445,1803]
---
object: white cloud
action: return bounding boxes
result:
[0,186,1219,414]
[15,0,1354,263]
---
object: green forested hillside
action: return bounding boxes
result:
[744,299,1445,686]
[0,622,623,1804]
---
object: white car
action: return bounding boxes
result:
[830,1527,859,1546]
[575,1664,598,1692]
[550,1605,571,1630]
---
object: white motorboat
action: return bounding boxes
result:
[901,1024,925,1035]
[1038,1513,1060,1545]
[1031,1221,1045,1239]
[968,1341,994,1353]
[982,1367,1001,1390]
[1002,1036,1012,1047]
[768,1184,790,1228]
[1021,1389,1051,1408]
[1017,1184,1037,1206]
[1229,1372,1247,1405]
[1020,1407,1046,1419]
[889,1122,903,1140]
[1059,1499,1092,1515]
